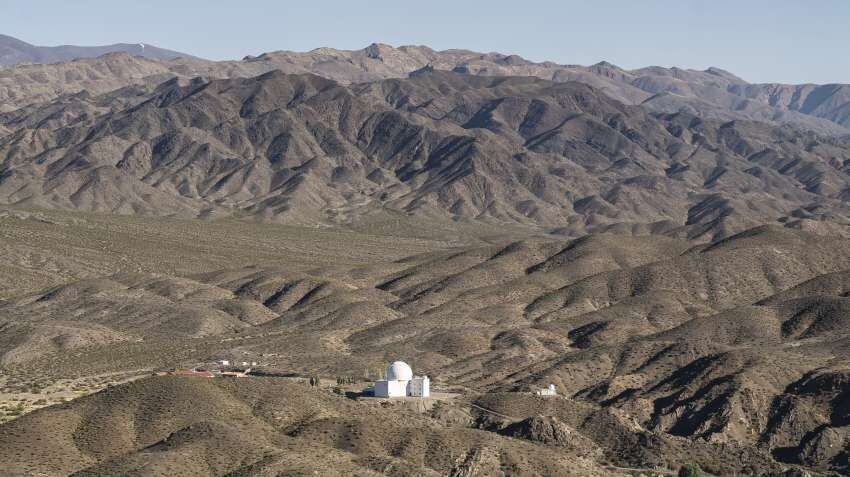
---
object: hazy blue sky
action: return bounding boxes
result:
[2,0,848,84]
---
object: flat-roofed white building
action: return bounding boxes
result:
[374,361,430,398]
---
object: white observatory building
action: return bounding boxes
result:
[374,361,430,398]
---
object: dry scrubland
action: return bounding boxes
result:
[4,40,850,476]
[0,207,515,299]
[0,210,849,475]
[0,376,625,476]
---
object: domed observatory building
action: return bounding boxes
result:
[374,361,430,398]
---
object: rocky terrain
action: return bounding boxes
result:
[0,376,625,476]
[2,38,850,476]
[0,215,848,475]
[3,41,850,135]
[3,68,850,241]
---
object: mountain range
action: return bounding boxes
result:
[3,35,850,476]
[2,64,850,240]
[0,33,195,66]
[3,36,850,137]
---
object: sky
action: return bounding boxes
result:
[2,0,849,84]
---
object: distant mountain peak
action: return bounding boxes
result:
[704,66,745,82]
[0,34,199,66]
[498,54,529,66]
[592,60,621,69]
[363,42,396,59]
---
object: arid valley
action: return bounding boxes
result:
[3,4,850,475]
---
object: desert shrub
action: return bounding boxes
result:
[697,461,725,475]
[678,463,702,477]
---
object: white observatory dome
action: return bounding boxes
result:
[386,361,413,381]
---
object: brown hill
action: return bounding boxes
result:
[6,40,850,476]
[223,46,850,134]
[2,224,850,474]
[3,70,850,239]
[0,53,180,113]
[0,376,622,476]
[3,43,850,135]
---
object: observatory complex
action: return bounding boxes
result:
[374,361,430,398]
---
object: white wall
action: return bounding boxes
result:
[374,379,408,397]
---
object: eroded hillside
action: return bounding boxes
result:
[3,70,850,241]
[4,43,850,137]
[1,222,849,474]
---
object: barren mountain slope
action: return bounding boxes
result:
[1,225,849,474]
[219,45,850,133]
[4,42,850,135]
[3,70,850,240]
[0,53,179,113]
[0,376,622,476]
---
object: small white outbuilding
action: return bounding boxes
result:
[374,361,430,398]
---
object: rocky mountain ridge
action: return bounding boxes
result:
[3,40,850,136]
[3,68,850,240]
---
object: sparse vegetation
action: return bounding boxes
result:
[678,463,702,477]
[1,17,850,475]
[0,223,848,474]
